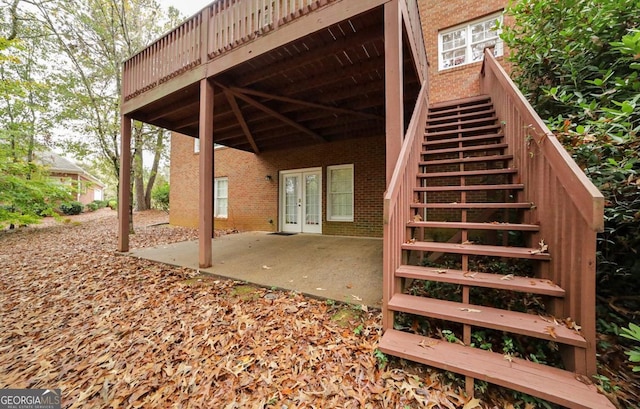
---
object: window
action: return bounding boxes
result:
[327,164,353,222]
[214,177,228,218]
[195,139,224,154]
[439,13,503,70]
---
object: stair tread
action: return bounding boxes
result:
[418,168,517,178]
[415,183,524,192]
[407,221,539,231]
[428,95,491,109]
[396,265,564,296]
[425,116,498,130]
[411,202,533,209]
[426,124,501,137]
[421,154,513,166]
[428,101,494,118]
[388,294,584,346]
[401,241,551,260]
[422,143,508,155]
[379,329,614,409]
[422,133,503,146]
[426,107,495,124]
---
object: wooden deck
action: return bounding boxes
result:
[121,0,426,154]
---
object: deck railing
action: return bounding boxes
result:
[480,49,604,376]
[401,0,428,81]
[123,0,335,101]
[382,80,429,328]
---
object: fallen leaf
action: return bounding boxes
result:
[351,294,362,301]
[545,326,558,339]
[504,354,514,362]
[432,269,447,274]
[501,274,514,281]
[461,240,475,245]
[463,271,478,278]
[530,239,549,255]
[459,308,481,313]
[262,265,272,270]
[463,397,482,409]
[413,214,423,222]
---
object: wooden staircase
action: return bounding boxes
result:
[379,96,614,408]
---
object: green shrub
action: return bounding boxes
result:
[621,323,640,372]
[151,182,169,210]
[107,199,117,210]
[501,0,640,297]
[60,201,83,215]
[86,202,99,212]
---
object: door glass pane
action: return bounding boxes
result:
[285,175,298,224]
[305,173,320,226]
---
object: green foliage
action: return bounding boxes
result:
[151,181,170,210]
[501,0,640,297]
[620,323,640,371]
[0,157,72,228]
[60,201,83,216]
[107,199,117,210]
[373,349,388,369]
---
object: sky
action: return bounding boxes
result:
[156,0,212,18]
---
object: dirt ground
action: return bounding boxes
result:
[0,209,631,408]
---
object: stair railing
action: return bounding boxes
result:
[480,49,604,376]
[383,80,429,329]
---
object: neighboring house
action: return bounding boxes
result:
[118,1,611,407]
[37,151,105,205]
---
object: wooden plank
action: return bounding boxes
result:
[379,330,615,409]
[388,294,585,346]
[418,168,517,178]
[426,107,495,123]
[395,265,564,297]
[421,154,513,166]
[402,241,551,260]
[410,202,533,209]
[425,116,498,130]
[415,183,524,192]
[407,221,539,232]
[423,143,507,155]
[428,94,491,109]
[426,124,501,137]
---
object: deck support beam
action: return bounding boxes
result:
[199,78,214,268]
[384,0,403,185]
[118,114,132,252]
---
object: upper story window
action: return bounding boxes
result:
[439,13,503,71]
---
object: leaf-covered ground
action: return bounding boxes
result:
[1,209,481,408]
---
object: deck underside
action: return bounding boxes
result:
[125,5,420,153]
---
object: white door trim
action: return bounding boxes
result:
[279,167,322,234]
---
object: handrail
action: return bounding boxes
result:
[480,49,603,375]
[382,80,429,329]
[123,0,335,102]
[400,0,428,81]
[480,49,604,232]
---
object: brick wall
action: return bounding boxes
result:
[419,0,510,103]
[170,133,386,237]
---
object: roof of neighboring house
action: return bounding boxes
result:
[37,151,106,188]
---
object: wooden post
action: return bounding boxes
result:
[384,0,403,185]
[199,78,214,268]
[118,115,132,252]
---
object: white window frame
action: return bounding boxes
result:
[195,139,225,154]
[326,164,354,222]
[438,12,503,71]
[214,177,228,219]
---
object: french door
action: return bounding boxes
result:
[280,168,322,233]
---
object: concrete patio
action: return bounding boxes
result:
[129,232,383,307]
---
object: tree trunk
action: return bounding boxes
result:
[133,125,146,211]
[144,128,165,209]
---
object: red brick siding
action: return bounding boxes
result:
[170,133,386,237]
[419,0,510,103]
